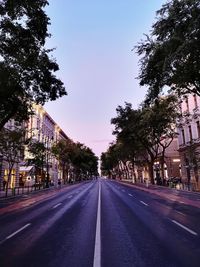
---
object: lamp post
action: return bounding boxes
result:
[45,136,50,188]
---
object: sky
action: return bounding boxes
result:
[44,0,165,158]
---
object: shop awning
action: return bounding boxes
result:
[20,166,34,172]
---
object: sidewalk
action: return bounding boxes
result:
[0,185,56,199]
[119,180,200,209]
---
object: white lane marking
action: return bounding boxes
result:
[140,201,148,206]
[93,181,101,267]
[67,195,73,199]
[128,193,133,197]
[171,220,198,236]
[122,189,125,192]
[176,211,186,216]
[6,223,31,240]
[52,203,62,209]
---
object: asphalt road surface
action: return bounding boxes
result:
[0,178,200,267]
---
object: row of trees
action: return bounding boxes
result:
[0,125,98,195]
[101,96,179,183]
[101,0,200,183]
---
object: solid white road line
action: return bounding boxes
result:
[171,220,198,236]
[6,223,31,240]
[140,201,148,206]
[52,203,62,209]
[93,181,101,267]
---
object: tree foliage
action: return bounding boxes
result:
[136,0,200,103]
[0,126,27,194]
[72,142,98,179]
[0,0,66,129]
[52,140,98,181]
[110,96,179,183]
[100,144,120,177]
[27,141,46,169]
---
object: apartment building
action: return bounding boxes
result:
[177,94,200,190]
[0,104,70,189]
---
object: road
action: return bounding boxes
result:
[0,178,200,267]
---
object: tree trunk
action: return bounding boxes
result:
[148,162,154,184]
[5,165,13,197]
[160,152,165,185]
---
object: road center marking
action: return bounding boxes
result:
[93,181,101,267]
[6,223,31,240]
[52,203,62,209]
[140,201,148,206]
[171,220,198,236]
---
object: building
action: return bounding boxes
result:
[0,104,70,189]
[177,94,200,190]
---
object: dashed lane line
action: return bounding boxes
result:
[52,203,62,209]
[128,193,134,197]
[140,201,149,206]
[171,219,198,236]
[176,211,186,216]
[6,223,31,240]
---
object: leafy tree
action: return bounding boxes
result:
[72,143,98,180]
[51,139,75,184]
[136,0,200,102]
[0,126,27,196]
[100,145,119,178]
[111,103,144,181]
[27,140,46,184]
[111,96,179,184]
[0,0,66,130]
[111,104,158,183]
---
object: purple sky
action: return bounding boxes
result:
[44,0,165,157]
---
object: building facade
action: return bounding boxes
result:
[0,104,70,189]
[177,94,200,190]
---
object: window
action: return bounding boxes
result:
[182,129,185,144]
[185,97,189,112]
[193,94,198,108]
[197,121,200,138]
[188,125,192,141]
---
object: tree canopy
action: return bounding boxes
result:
[110,95,179,183]
[0,0,66,129]
[136,0,200,103]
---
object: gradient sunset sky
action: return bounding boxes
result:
[44,0,165,157]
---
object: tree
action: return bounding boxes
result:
[0,0,66,130]
[112,104,159,183]
[71,143,98,180]
[27,141,46,185]
[136,0,200,103]
[0,126,27,196]
[111,96,179,184]
[51,139,75,184]
[100,144,120,178]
